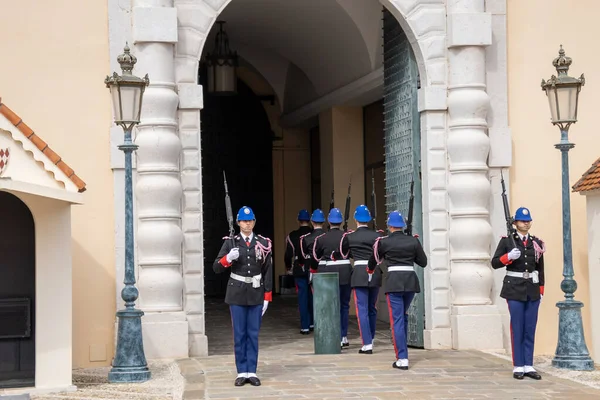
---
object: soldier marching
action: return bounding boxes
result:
[284,209,314,334]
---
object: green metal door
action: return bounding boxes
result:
[382,9,424,348]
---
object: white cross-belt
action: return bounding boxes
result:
[354,260,369,266]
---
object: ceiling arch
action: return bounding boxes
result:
[201,0,384,103]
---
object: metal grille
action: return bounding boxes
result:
[383,9,425,348]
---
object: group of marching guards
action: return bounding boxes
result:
[213,204,546,387]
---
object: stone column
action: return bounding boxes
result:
[132,0,188,359]
[446,0,502,350]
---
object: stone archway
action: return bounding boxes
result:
[127,0,504,357]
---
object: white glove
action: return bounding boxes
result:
[226,247,240,263]
[309,272,313,283]
[507,248,521,261]
[286,269,293,275]
[262,300,269,316]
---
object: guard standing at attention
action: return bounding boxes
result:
[367,211,427,370]
[284,209,314,334]
[313,208,353,348]
[213,206,273,387]
[333,205,383,354]
[300,209,327,285]
[492,206,545,381]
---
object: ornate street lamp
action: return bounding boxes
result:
[205,21,238,95]
[105,43,151,382]
[541,46,594,370]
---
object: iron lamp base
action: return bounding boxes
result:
[552,299,595,371]
[108,308,151,383]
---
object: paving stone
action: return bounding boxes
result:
[189,295,600,400]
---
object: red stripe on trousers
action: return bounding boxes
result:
[507,299,515,366]
[353,289,364,345]
[386,294,398,358]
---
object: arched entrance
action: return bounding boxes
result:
[200,77,275,298]
[123,0,507,357]
[0,191,35,388]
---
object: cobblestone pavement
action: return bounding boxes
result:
[180,295,600,400]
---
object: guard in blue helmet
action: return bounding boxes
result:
[492,206,545,380]
[331,205,384,354]
[367,210,427,369]
[301,209,326,280]
[284,209,314,334]
[313,207,353,348]
[214,206,273,387]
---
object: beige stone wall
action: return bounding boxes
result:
[0,1,114,367]
[507,0,598,355]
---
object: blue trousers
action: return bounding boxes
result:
[295,276,314,330]
[507,298,540,367]
[230,304,262,374]
[353,287,380,345]
[387,292,415,359]
[340,284,352,338]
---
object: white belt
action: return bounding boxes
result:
[506,271,539,282]
[388,266,414,272]
[230,272,262,288]
[319,260,327,266]
[326,260,351,266]
[354,260,369,266]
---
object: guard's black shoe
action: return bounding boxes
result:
[524,371,542,380]
[300,330,310,335]
[247,377,261,386]
[309,325,314,331]
[359,349,373,354]
[392,362,408,370]
[342,342,350,347]
[513,372,525,380]
[234,377,247,386]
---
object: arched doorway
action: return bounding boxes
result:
[0,191,35,388]
[200,78,275,298]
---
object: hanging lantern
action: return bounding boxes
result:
[205,21,238,95]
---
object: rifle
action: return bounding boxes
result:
[371,169,378,231]
[342,177,352,231]
[405,181,415,236]
[223,171,235,246]
[500,170,518,248]
[329,189,335,211]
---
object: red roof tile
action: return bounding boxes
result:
[572,157,600,193]
[0,98,86,193]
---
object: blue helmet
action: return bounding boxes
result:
[297,209,310,221]
[311,209,325,223]
[387,211,406,228]
[514,207,532,222]
[328,208,343,224]
[237,206,255,221]
[354,204,372,223]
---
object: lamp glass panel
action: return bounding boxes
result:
[119,85,142,122]
[214,63,236,93]
[109,85,122,121]
[556,85,578,122]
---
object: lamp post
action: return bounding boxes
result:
[105,43,151,382]
[541,46,594,370]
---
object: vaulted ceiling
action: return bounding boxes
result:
[201,0,385,113]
